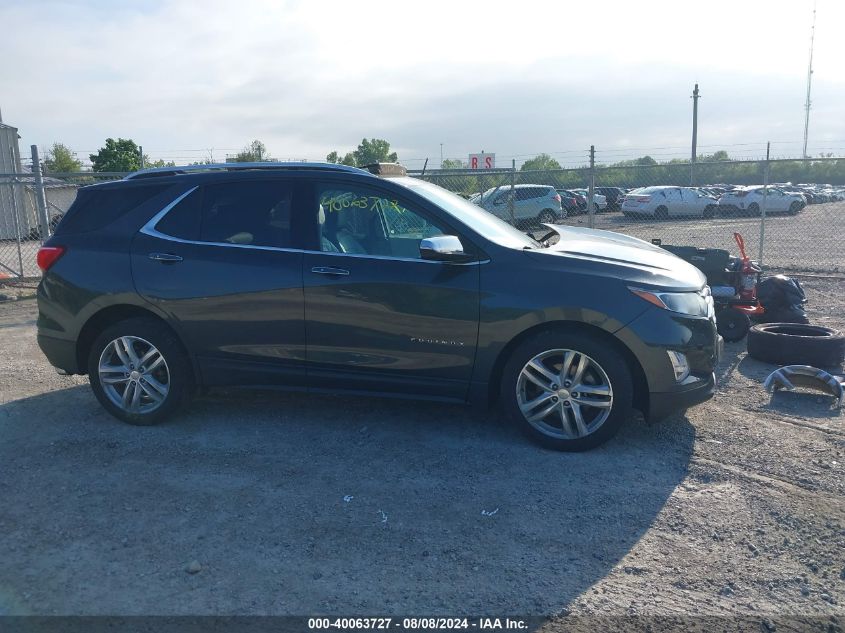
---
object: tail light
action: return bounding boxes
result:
[37,246,65,272]
[553,193,561,202]
[632,195,651,202]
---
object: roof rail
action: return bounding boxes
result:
[124,161,369,180]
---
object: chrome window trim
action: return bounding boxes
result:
[139,186,487,265]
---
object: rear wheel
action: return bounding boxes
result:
[748,202,760,216]
[538,209,558,225]
[655,206,669,221]
[87,317,193,425]
[500,330,633,451]
[702,205,716,219]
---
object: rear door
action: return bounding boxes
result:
[131,176,308,386]
[301,179,480,400]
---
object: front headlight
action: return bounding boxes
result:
[629,286,713,318]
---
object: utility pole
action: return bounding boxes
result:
[139,145,144,169]
[690,83,700,186]
[587,145,596,229]
[802,2,817,159]
[440,143,443,168]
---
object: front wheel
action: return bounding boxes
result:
[655,206,669,221]
[87,317,193,425]
[789,201,802,215]
[500,330,633,451]
[702,205,716,219]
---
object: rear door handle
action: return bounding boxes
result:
[148,252,183,263]
[311,266,350,276]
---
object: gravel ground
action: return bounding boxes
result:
[0,279,843,626]
[558,200,845,273]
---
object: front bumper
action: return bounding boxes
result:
[615,306,721,422]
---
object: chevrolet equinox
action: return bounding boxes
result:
[36,162,719,451]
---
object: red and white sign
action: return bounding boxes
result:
[468,153,495,169]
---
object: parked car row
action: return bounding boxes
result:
[468,181,843,225]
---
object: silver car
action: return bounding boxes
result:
[475,184,564,224]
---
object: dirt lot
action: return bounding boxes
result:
[0,279,843,625]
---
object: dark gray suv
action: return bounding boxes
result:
[36,162,720,451]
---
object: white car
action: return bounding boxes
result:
[718,186,805,216]
[474,184,565,224]
[572,188,607,211]
[621,186,718,219]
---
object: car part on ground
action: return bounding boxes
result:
[747,323,845,368]
[763,365,845,408]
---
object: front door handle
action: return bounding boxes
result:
[311,266,350,276]
[148,252,183,264]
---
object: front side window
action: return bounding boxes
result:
[316,185,447,259]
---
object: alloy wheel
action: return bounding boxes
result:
[98,336,170,414]
[516,348,614,440]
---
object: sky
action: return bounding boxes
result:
[1,0,844,169]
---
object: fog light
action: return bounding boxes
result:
[667,351,690,382]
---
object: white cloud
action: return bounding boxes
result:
[1,0,842,166]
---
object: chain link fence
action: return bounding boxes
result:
[410,157,845,274]
[2,157,843,282]
[0,170,124,280]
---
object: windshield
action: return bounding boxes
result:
[395,177,540,249]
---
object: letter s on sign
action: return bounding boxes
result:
[485,156,493,168]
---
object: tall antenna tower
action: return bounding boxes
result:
[802,1,817,159]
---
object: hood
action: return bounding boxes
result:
[528,225,707,291]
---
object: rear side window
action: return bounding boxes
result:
[155,189,201,240]
[199,181,292,248]
[55,184,170,235]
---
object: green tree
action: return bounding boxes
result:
[353,138,398,166]
[89,138,142,172]
[143,158,176,169]
[440,158,463,169]
[520,153,562,171]
[231,140,270,162]
[44,143,82,172]
[328,138,398,167]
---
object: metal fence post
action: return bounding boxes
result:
[758,142,770,266]
[509,159,516,224]
[30,145,50,241]
[9,180,24,277]
[587,145,596,229]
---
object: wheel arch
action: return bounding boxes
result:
[76,304,196,379]
[485,320,650,417]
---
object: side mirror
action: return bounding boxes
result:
[420,235,472,263]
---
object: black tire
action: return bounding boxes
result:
[500,330,633,451]
[789,201,802,215]
[747,323,845,367]
[716,308,751,342]
[748,202,760,216]
[655,206,669,221]
[702,205,716,219]
[87,317,193,425]
[538,209,558,225]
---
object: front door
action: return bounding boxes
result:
[302,180,481,400]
